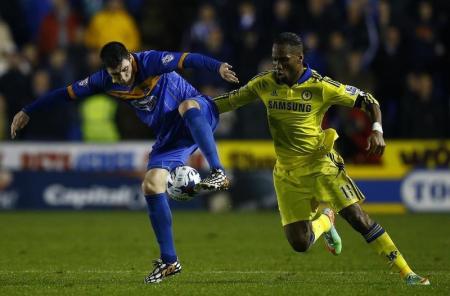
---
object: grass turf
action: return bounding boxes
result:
[0,211,448,295]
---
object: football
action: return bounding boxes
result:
[167,166,201,201]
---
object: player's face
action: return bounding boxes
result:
[272,44,303,84]
[107,57,134,86]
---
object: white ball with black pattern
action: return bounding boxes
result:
[167,166,201,201]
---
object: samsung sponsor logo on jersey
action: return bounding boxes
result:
[43,184,145,209]
[268,100,311,112]
[401,170,450,212]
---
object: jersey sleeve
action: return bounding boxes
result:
[322,77,361,108]
[141,50,187,75]
[213,79,260,113]
[67,70,106,99]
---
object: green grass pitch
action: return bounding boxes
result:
[0,211,449,295]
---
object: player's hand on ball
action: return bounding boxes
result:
[219,63,239,84]
[10,111,30,139]
[366,131,385,155]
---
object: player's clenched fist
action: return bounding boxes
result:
[10,111,30,139]
[366,130,386,155]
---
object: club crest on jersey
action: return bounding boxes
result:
[302,90,312,101]
[78,78,89,87]
[130,95,158,112]
[161,54,174,65]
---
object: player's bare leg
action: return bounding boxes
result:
[284,220,313,252]
[283,209,341,254]
[339,203,430,285]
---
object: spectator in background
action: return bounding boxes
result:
[186,3,218,51]
[0,94,6,139]
[235,30,262,83]
[270,0,297,38]
[23,69,71,140]
[409,1,442,72]
[400,72,446,138]
[21,44,40,71]
[377,0,392,35]
[341,50,375,93]
[85,0,140,51]
[232,2,262,82]
[343,0,370,50]
[46,48,75,87]
[237,1,258,32]
[79,94,119,142]
[0,1,32,47]
[37,0,81,57]
[373,26,406,137]
[0,52,32,127]
[326,31,348,81]
[193,26,233,89]
[304,32,326,74]
[299,0,340,41]
[0,18,16,76]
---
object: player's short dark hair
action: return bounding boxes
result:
[100,41,130,68]
[273,32,303,53]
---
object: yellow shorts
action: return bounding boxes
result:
[273,150,365,226]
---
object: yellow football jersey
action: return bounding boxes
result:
[214,67,376,169]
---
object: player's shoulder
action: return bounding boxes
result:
[133,50,156,62]
[247,70,277,89]
[86,69,109,87]
[309,69,344,90]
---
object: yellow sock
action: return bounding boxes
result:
[365,223,413,278]
[311,214,332,243]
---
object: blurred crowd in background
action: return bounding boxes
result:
[0,0,449,162]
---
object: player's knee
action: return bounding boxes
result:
[178,99,200,116]
[284,221,312,253]
[142,179,164,195]
[289,238,311,253]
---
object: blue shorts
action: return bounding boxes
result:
[147,95,219,171]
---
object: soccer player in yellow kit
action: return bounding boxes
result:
[214,32,429,285]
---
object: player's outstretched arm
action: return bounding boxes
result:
[10,87,72,139]
[182,53,239,83]
[10,111,29,139]
[355,92,386,155]
[214,85,259,113]
[147,51,239,83]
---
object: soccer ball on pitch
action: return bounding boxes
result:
[167,166,201,201]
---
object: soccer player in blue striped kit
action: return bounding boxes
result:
[10,41,239,283]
